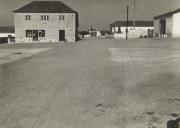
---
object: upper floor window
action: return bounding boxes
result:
[59,15,65,21]
[25,15,31,21]
[41,15,49,21]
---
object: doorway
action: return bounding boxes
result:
[160,19,166,34]
[33,30,38,41]
[59,30,65,41]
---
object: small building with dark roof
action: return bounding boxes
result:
[154,8,180,38]
[0,26,15,43]
[13,1,79,43]
[110,20,154,38]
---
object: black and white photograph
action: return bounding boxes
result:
[0,0,180,128]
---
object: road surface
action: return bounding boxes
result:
[1,38,180,128]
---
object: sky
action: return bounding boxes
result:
[0,0,180,30]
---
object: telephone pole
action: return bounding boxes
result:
[133,0,136,29]
[126,5,129,40]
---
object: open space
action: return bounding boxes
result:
[0,48,50,65]
[0,38,180,128]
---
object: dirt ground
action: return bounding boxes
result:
[0,38,180,128]
[0,48,51,65]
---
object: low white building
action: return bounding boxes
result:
[154,8,180,38]
[110,21,154,39]
[0,26,15,43]
[13,1,79,43]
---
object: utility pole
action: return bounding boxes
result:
[133,0,136,29]
[126,5,129,40]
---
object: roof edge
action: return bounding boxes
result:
[110,20,154,27]
[154,8,180,20]
[13,1,77,13]
[13,11,78,13]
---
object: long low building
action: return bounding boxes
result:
[154,8,180,38]
[110,21,154,38]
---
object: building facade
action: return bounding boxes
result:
[154,9,180,38]
[110,21,154,39]
[13,1,79,43]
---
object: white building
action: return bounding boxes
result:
[110,21,154,39]
[154,8,180,38]
[13,1,79,43]
[0,26,15,43]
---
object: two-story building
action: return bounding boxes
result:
[13,1,79,43]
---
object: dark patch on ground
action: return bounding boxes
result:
[171,113,179,117]
[146,112,155,115]
[150,116,162,123]
[12,52,22,54]
[94,103,106,117]
[95,103,103,108]
[169,99,180,102]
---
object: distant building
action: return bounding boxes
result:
[89,28,101,37]
[78,31,89,39]
[154,8,180,38]
[0,26,15,43]
[110,21,154,38]
[13,1,79,43]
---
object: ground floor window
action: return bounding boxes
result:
[26,30,33,37]
[26,30,45,37]
[38,30,45,37]
[25,30,45,41]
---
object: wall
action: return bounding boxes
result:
[173,12,180,37]
[121,27,153,35]
[154,20,160,37]
[15,13,77,43]
[0,33,15,38]
[166,17,173,37]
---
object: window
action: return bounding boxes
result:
[38,30,45,37]
[41,15,49,21]
[25,15,31,20]
[26,30,32,37]
[26,30,45,38]
[59,15,65,21]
